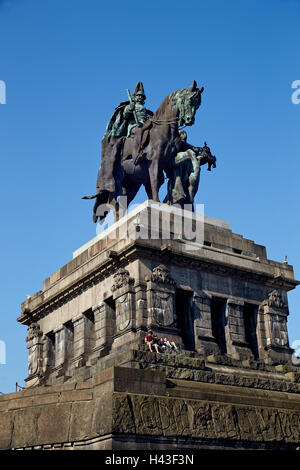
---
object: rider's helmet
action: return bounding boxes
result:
[132,81,146,101]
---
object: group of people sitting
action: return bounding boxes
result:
[144,330,178,354]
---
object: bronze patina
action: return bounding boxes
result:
[83,81,216,222]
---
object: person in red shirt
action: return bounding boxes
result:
[144,330,160,354]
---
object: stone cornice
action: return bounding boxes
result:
[18,239,299,325]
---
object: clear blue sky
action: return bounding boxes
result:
[0,0,299,393]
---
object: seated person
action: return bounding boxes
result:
[160,337,178,351]
[144,330,160,354]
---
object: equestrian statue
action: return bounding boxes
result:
[83,81,216,222]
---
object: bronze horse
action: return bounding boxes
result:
[87,81,204,222]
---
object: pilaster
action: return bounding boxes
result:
[25,323,44,387]
[93,302,114,356]
[260,290,293,364]
[225,299,253,361]
[193,291,219,356]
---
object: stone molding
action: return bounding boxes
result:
[19,241,298,326]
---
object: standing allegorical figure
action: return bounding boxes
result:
[164,130,216,209]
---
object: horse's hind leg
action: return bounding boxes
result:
[108,193,121,222]
[93,191,110,223]
[148,160,160,202]
[145,179,154,201]
[120,182,141,213]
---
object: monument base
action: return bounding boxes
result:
[1,351,300,450]
[1,201,299,450]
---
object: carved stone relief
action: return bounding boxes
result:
[263,290,287,309]
[116,294,132,331]
[146,265,176,328]
[261,290,289,349]
[113,394,300,444]
[148,265,176,286]
[150,292,174,327]
[26,323,43,377]
[111,268,134,292]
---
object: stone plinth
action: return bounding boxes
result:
[19,201,298,388]
[5,201,298,450]
[1,359,300,450]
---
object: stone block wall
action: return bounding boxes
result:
[18,205,298,388]
[1,365,300,450]
[23,264,295,388]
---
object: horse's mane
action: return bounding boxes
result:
[152,89,185,120]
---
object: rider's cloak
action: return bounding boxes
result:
[96,101,152,194]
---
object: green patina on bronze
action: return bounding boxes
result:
[83,81,216,222]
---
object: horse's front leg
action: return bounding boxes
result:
[148,158,160,202]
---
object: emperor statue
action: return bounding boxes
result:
[83,80,215,223]
[95,82,153,199]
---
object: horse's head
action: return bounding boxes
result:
[173,81,204,126]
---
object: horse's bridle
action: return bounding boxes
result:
[150,117,187,131]
[150,117,180,125]
[149,93,191,127]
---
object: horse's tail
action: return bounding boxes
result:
[92,190,112,223]
[82,193,98,200]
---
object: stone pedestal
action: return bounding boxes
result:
[2,361,300,450]
[18,202,299,383]
[10,201,299,450]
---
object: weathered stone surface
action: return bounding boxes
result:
[60,389,93,402]
[18,204,299,390]
[38,403,71,445]
[11,406,41,448]
[0,412,13,449]
[112,395,136,434]
[112,393,300,444]
[1,365,300,449]
[10,204,300,449]
[69,400,95,441]
[91,394,112,437]
[93,366,166,396]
